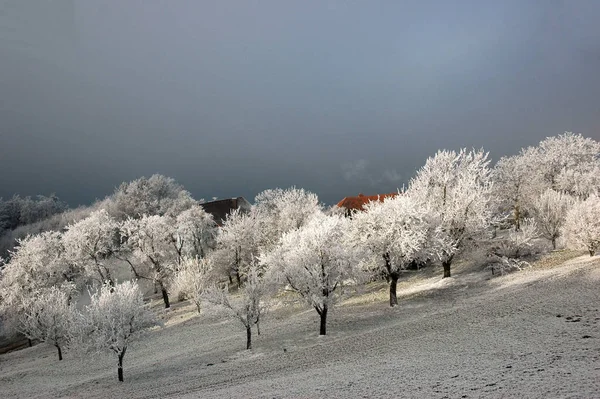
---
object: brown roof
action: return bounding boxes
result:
[200,197,251,225]
[336,193,398,212]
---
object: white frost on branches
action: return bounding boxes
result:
[531,189,574,249]
[408,148,493,277]
[348,194,437,306]
[19,286,75,360]
[264,213,362,335]
[63,209,120,285]
[563,195,600,256]
[203,262,269,349]
[75,281,159,382]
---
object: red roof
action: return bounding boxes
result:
[336,193,398,212]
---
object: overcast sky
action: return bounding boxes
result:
[1,1,599,206]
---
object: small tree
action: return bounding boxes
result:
[264,214,361,335]
[19,286,76,361]
[76,281,159,382]
[531,189,574,249]
[563,195,600,256]
[203,262,268,349]
[172,256,213,313]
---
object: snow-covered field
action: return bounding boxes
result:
[1,254,599,398]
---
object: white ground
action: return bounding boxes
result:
[1,253,599,398]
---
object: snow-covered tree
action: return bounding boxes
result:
[107,174,196,220]
[563,195,600,256]
[0,232,80,337]
[531,189,574,249]
[264,214,362,335]
[408,148,493,278]
[492,148,538,230]
[203,262,269,349]
[348,194,435,306]
[212,209,260,287]
[62,210,120,285]
[172,256,213,313]
[253,187,322,249]
[75,281,159,382]
[120,215,178,308]
[19,286,76,361]
[536,132,600,198]
[175,205,217,259]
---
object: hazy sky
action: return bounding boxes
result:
[1,1,599,206]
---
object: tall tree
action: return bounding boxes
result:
[409,148,493,278]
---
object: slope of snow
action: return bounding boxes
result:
[1,255,599,398]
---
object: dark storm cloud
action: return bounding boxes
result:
[1,0,600,206]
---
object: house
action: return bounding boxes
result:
[200,197,252,226]
[336,193,398,216]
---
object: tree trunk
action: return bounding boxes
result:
[28,339,32,347]
[160,285,170,309]
[389,272,399,307]
[443,260,452,278]
[118,347,126,382]
[235,271,241,289]
[56,344,62,361]
[514,204,521,231]
[552,237,557,250]
[246,325,252,350]
[319,305,328,336]
[590,249,595,257]
[255,314,261,335]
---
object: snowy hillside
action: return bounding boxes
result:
[1,252,598,398]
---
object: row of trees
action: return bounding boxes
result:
[0,133,598,382]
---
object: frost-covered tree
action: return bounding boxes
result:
[492,149,538,230]
[0,232,80,337]
[348,195,434,306]
[409,148,493,278]
[563,195,600,256]
[19,286,76,361]
[172,256,213,313]
[536,132,600,198]
[107,174,196,220]
[75,281,159,382]
[264,214,362,335]
[204,263,268,349]
[253,187,322,248]
[212,209,260,287]
[531,189,574,249]
[120,215,178,308]
[62,210,120,285]
[175,205,217,259]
